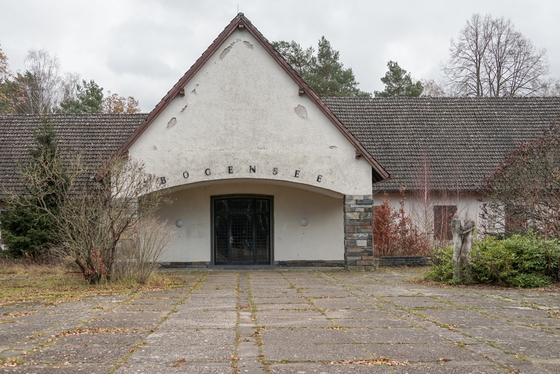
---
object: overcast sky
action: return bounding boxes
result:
[1,0,559,111]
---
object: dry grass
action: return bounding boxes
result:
[0,258,189,306]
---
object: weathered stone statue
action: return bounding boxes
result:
[451,215,475,283]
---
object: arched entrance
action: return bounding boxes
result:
[212,195,272,265]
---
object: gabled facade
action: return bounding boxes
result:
[119,13,387,267]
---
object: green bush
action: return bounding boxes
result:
[509,273,552,288]
[425,233,560,288]
[424,246,454,282]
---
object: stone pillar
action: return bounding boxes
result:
[344,195,375,269]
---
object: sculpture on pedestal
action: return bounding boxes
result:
[451,216,475,283]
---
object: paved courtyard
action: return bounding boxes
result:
[1,268,560,373]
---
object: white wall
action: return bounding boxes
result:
[157,181,344,263]
[374,191,483,238]
[128,29,372,197]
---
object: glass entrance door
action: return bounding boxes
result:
[213,196,271,265]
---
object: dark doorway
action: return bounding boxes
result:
[213,196,272,265]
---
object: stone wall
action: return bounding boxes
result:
[377,256,431,267]
[344,195,374,269]
[275,260,344,268]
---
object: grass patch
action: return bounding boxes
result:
[0,261,191,306]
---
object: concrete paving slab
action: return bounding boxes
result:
[7,314,76,325]
[262,342,371,361]
[175,302,237,311]
[389,364,506,373]
[25,345,131,364]
[0,364,114,373]
[50,331,146,347]
[487,306,553,319]
[158,311,237,329]
[252,297,307,304]
[384,296,455,309]
[513,317,560,328]
[0,332,34,350]
[127,344,234,363]
[100,311,168,320]
[255,303,311,311]
[329,317,416,328]
[310,297,379,310]
[111,304,173,312]
[1,268,560,374]
[345,327,448,343]
[115,363,233,374]
[257,310,331,327]
[0,322,52,334]
[498,341,560,359]
[323,309,397,320]
[81,318,160,330]
[362,342,482,363]
[414,309,499,327]
[268,362,392,373]
[462,325,559,342]
[261,328,356,345]
[145,329,235,346]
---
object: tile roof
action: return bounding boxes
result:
[2,98,560,198]
[323,97,560,192]
[0,114,146,198]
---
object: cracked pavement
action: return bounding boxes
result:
[1,268,560,373]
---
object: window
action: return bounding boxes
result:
[505,205,527,234]
[434,205,457,240]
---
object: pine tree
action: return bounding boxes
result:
[1,119,68,259]
[59,80,103,114]
[273,37,371,97]
[374,61,423,97]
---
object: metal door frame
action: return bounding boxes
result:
[211,195,273,265]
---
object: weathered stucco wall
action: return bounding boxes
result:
[375,191,483,236]
[128,29,372,196]
[156,181,344,263]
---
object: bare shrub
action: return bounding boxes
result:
[113,216,174,284]
[374,191,431,257]
[411,154,435,246]
[51,157,168,284]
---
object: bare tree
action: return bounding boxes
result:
[411,154,435,245]
[0,43,9,80]
[53,157,167,283]
[0,42,17,113]
[18,144,169,283]
[443,14,549,97]
[420,79,446,97]
[113,216,174,284]
[17,49,80,114]
[480,121,560,238]
[542,78,560,97]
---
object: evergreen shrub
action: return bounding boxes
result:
[425,233,560,287]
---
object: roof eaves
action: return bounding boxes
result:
[117,13,248,156]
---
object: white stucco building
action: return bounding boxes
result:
[2,13,560,266]
[117,13,387,267]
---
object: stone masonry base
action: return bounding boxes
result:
[344,194,375,269]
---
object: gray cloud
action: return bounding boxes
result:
[1,0,559,111]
